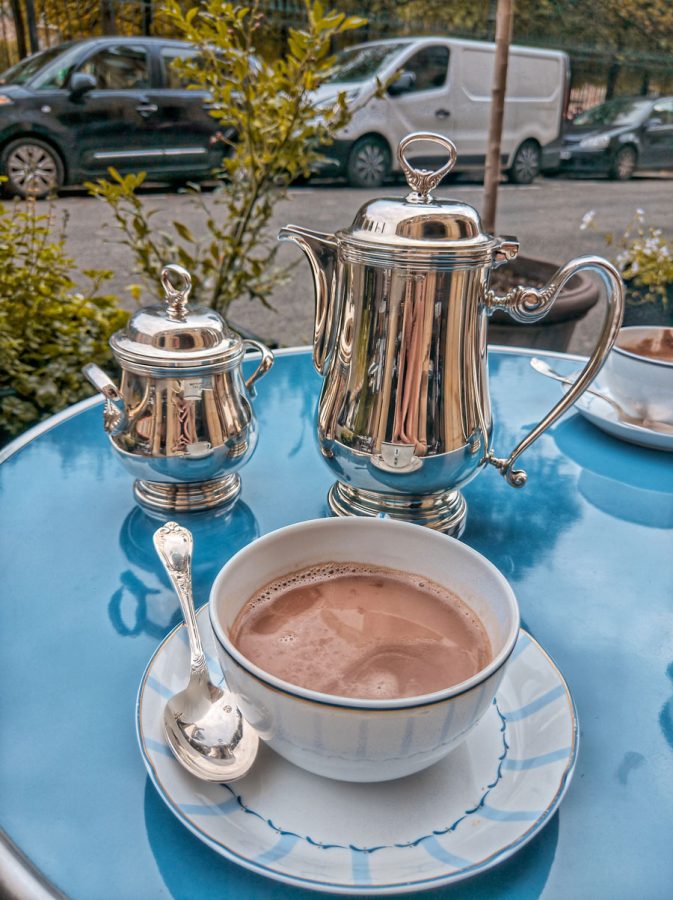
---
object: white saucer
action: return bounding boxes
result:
[136,608,578,895]
[566,376,673,452]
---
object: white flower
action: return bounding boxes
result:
[579,210,596,231]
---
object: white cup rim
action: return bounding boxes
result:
[209,518,520,711]
[613,325,673,370]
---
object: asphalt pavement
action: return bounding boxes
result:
[52,173,673,354]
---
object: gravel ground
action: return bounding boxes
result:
[52,172,672,355]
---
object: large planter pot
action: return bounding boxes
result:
[622,282,673,327]
[488,256,601,352]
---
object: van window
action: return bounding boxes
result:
[402,46,449,92]
[328,43,408,84]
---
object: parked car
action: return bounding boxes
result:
[0,37,228,198]
[312,37,569,186]
[541,96,673,180]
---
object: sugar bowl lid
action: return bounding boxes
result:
[110,265,242,370]
[338,133,499,264]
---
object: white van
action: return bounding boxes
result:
[314,37,569,186]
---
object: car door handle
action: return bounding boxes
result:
[435,108,451,119]
[136,102,158,116]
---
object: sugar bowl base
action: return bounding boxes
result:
[134,473,241,514]
[327,481,467,536]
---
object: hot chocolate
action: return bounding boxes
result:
[229,562,492,700]
[621,328,673,363]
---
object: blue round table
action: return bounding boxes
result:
[1,347,672,899]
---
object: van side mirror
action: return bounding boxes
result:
[387,71,415,96]
[645,117,663,131]
[69,72,97,99]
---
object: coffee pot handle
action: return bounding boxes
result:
[484,254,624,487]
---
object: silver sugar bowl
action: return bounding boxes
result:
[83,264,274,513]
[279,132,624,536]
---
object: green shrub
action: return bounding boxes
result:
[0,196,127,441]
[87,0,367,318]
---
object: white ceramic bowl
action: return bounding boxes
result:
[209,517,519,782]
[602,326,673,424]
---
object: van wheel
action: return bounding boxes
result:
[346,136,391,188]
[609,146,637,181]
[508,140,541,185]
[1,138,64,198]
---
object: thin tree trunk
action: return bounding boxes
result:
[23,0,39,52]
[482,0,514,235]
[9,0,28,58]
[101,0,115,34]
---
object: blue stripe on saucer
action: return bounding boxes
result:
[502,747,571,770]
[179,796,240,816]
[480,804,542,822]
[420,835,472,868]
[351,849,372,884]
[255,833,300,865]
[510,633,531,661]
[502,685,565,721]
[147,676,173,700]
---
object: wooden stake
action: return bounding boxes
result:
[483,0,514,234]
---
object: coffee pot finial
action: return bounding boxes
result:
[398,132,457,203]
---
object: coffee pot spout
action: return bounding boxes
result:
[278,224,339,375]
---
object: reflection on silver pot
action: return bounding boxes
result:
[83,264,273,513]
[279,132,624,535]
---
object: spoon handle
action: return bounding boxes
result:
[153,522,206,674]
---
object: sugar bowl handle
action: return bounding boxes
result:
[82,363,128,435]
[484,254,624,486]
[243,339,274,397]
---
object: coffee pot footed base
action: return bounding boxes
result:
[134,473,241,514]
[327,481,467,537]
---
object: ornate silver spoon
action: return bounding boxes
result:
[530,358,673,434]
[153,522,259,782]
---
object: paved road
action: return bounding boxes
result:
[53,173,672,354]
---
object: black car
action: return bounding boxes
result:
[542,96,673,180]
[0,37,227,197]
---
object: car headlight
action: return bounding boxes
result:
[0,94,14,106]
[578,134,611,151]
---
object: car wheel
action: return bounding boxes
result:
[1,138,64,198]
[346,136,391,188]
[609,146,637,181]
[508,140,541,185]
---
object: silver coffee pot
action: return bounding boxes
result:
[83,264,273,513]
[279,132,624,535]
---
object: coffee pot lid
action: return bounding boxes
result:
[110,265,243,369]
[338,133,498,264]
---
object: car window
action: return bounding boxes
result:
[401,46,449,93]
[22,44,84,90]
[0,45,71,85]
[160,47,198,89]
[573,98,651,128]
[651,100,673,126]
[77,44,151,91]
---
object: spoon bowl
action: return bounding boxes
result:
[154,521,259,782]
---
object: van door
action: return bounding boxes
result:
[386,44,452,163]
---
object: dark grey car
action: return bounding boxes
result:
[0,37,227,197]
[542,96,673,180]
